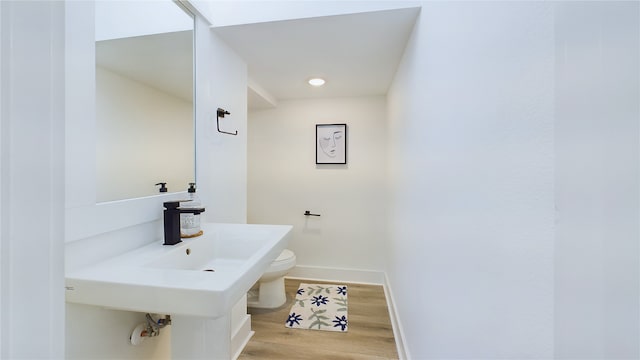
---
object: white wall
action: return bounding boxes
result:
[0,1,66,358]
[248,96,387,281]
[64,2,248,358]
[388,3,555,358]
[387,1,639,359]
[195,13,248,225]
[66,0,96,211]
[553,2,639,358]
[95,66,194,202]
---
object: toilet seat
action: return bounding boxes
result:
[274,249,295,263]
[266,249,296,274]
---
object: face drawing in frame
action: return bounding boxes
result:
[316,124,346,164]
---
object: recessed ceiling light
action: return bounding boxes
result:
[308,78,326,87]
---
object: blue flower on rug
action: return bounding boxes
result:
[286,313,303,327]
[296,288,305,295]
[311,295,329,307]
[332,315,348,331]
[336,286,347,295]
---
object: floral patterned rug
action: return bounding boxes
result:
[285,283,348,332]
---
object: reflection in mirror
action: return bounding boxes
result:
[95,0,194,203]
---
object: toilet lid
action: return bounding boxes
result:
[275,249,295,263]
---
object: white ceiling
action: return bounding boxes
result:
[212,7,420,110]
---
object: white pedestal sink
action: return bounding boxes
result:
[65,222,292,359]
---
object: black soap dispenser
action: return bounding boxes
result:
[155,182,168,193]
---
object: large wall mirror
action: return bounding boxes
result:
[95,0,195,203]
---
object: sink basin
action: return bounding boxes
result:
[65,223,292,318]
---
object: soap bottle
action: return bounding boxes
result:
[180,182,202,238]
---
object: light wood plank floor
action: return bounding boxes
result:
[238,279,399,360]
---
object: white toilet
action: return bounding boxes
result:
[247,249,296,309]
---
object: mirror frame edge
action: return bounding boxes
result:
[65,0,197,243]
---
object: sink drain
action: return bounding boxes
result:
[203,269,215,272]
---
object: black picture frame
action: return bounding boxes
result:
[316,123,347,164]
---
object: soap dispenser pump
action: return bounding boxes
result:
[180,182,203,238]
[155,182,167,193]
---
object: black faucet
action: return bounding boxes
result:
[163,201,205,246]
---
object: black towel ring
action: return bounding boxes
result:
[216,108,237,136]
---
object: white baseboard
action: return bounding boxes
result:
[286,265,409,359]
[287,265,385,285]
[384,274,410,360]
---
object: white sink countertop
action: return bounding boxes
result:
[65,222,292,318]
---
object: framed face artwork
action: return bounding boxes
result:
[316,123,347,164]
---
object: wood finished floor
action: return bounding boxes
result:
[238,279,398,360]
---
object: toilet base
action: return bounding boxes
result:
[247,276,286,309]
